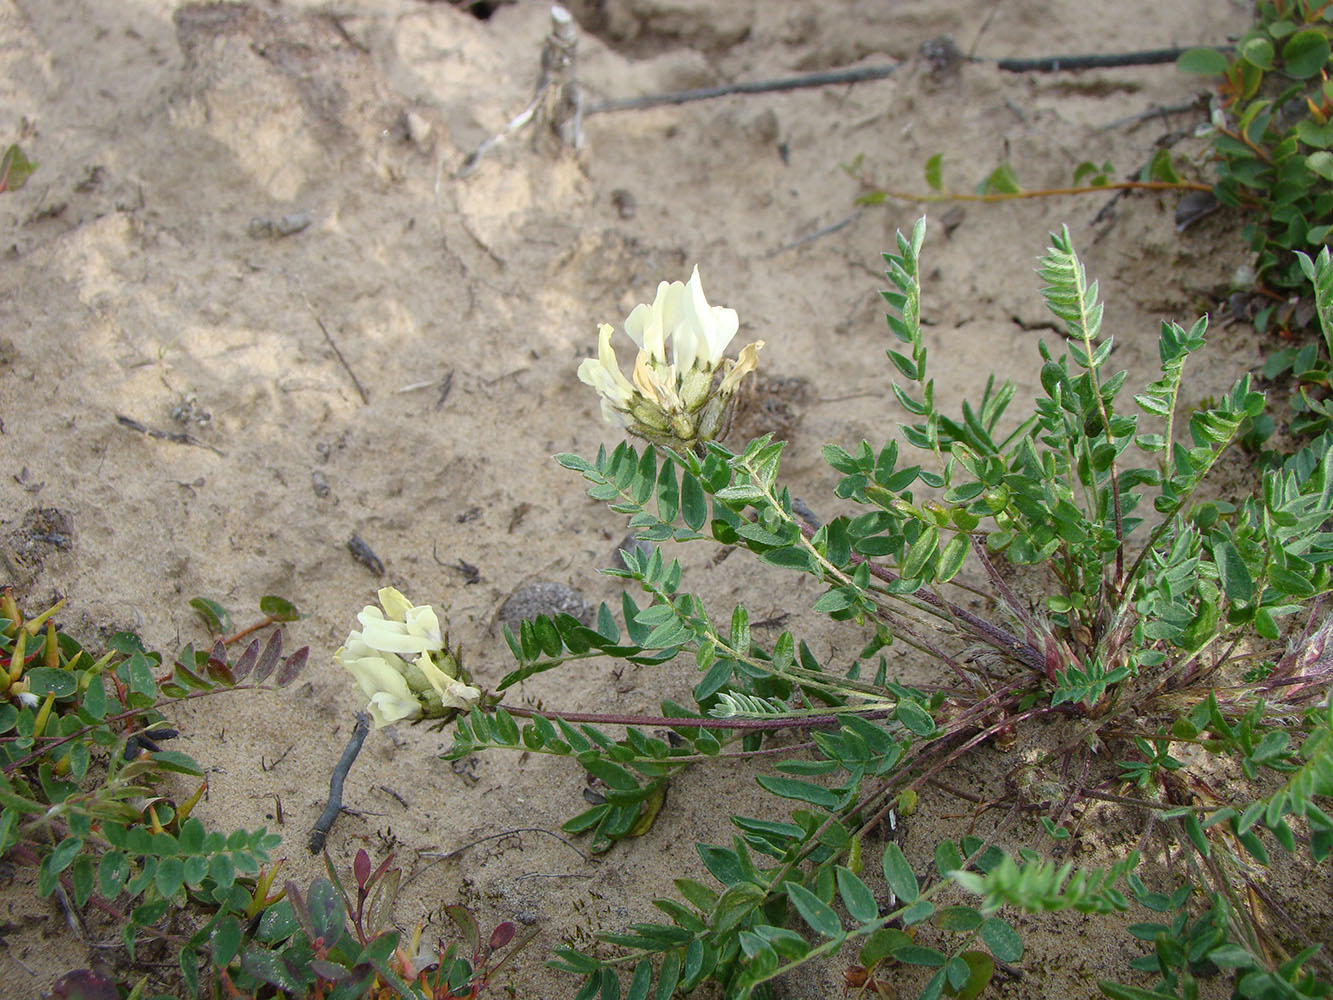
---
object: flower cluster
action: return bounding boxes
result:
[577,266,764,449]
[335,588,480,728]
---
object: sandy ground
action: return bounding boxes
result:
[3,0,1312,996]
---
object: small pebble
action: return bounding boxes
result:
[612,533,652,571]
[498,581,592,631]
[404,110,433,151]
[741,108,779,145]
[610,188,636,220]
[311,470,331,498]
[248,211,313,239]
[347,533,385,575]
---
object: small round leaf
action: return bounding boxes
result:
[1283,29,1331,79]
[1176,47,1228,75]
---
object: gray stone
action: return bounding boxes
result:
[498,581,592,630]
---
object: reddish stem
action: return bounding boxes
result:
[222,615,276,646]
[501,704,891,731]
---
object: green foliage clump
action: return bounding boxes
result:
[1180,3,1333,319]
[452,219,1333,1000]
[1,594,529,999]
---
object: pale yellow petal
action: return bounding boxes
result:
[719,340,765,396]
[377,588,414,622]
[366,690,422,728]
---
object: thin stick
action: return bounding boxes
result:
[309,712,371,853]
[221,615,277,647]
[796,518,1047,672]
[586,64,900,115]
[300,290,370,405]
[420,826,590,863]
[114,414,226,457]
[991,47,1210,73]
[585,46,1227,118]
[865,178,1212,205]
[1095,98,1204,133]
[403,825,592,892]
[457,6,583,177]
[765,210,863,258]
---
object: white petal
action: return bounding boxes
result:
[578,355,632,408]
[377,588,414,622]
[404,603,443,648]
[624,283,671,363]
[366,690,422,728]
[597,323,637,397]
[437,675,482,710]
[601,397,632,427]
[412,652,480,710]
[686,267,738,366]
[336,643,412,700]
[577,356,604,389]
[668,281,702,374]
[413,651,452,697]
[356,611,438,655]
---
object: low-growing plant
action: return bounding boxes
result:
[851,5,1333,467]
[1178,2,1333,322]
[436,219,1333,999]
[8,216,1332,999]
[0,593,304,993]
[1,592,537,998]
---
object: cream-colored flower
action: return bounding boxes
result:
[335,637,423,728]
[578,267,762,449]
[336,589,480,728]
[355,586,443,655]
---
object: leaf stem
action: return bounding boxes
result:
[861,178,1212,205]
[500,704,891,731]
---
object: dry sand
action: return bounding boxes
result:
[5,0,1320,997]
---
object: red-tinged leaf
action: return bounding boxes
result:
[309,959,352,982]
[232,639,259,681]
[369,850,396,886]
[490,921,516,951]
[277,646,309,686]
[51,970,119,1000]
[286,881,315,941]
[204,655,235,686]
[366,868,400,935]
[354,849,371,889]
[253,629,284,683]
[446,904,480,952]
